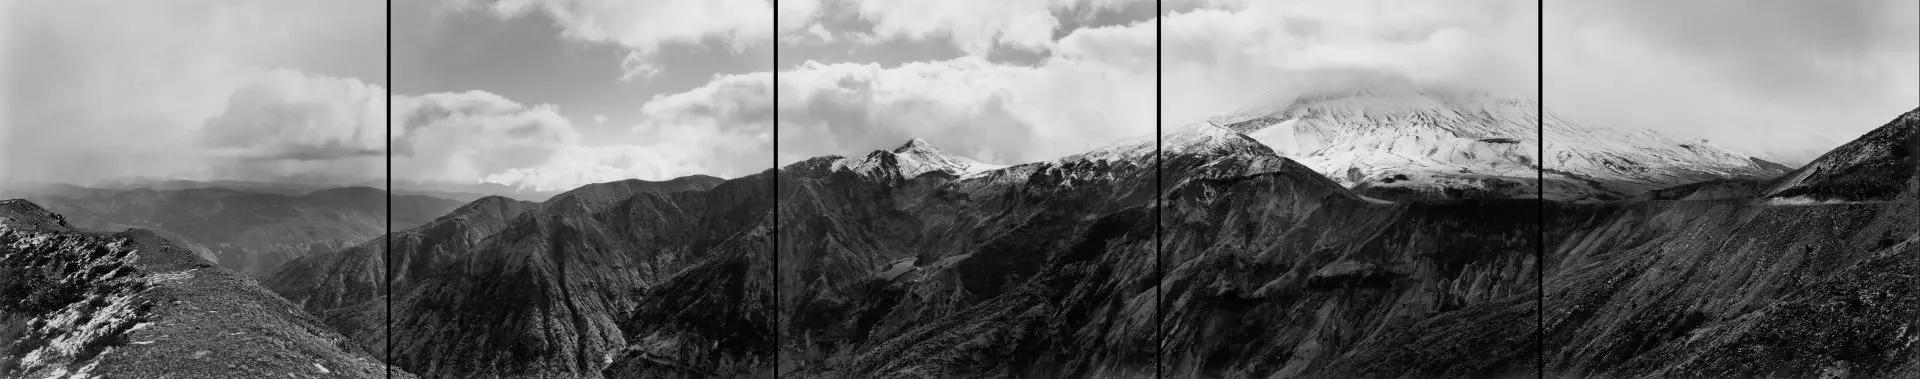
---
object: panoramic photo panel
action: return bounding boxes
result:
[2,0,397,377]
[367,0,775,377]
[774,0,1160,376]
[1157,0,1545,376]
[1541,1,1920,376]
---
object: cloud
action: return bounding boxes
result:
[1158,0,1540,127]
[1,0,386,185]
[777,18,1157,166]
[454,0,773,81]
[780,0,1143,56]
[390,91,580,187]
[200,69,387,162]
[1544,0,1919,164]
[391,72,773,191]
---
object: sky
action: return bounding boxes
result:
[1546,0,1919,165]
[1163,0,1917,166]
[4,0,1914,190]
[1158,0,1541,127]
[2,0,388,187]
[775,0,1160,166]
[390,0,773,190]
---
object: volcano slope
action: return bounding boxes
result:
[0,199,402,378]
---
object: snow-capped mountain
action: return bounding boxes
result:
[1209,84,1793,201]
[830,138,1007,179]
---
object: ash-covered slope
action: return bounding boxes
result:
[0,199,404,378]
[1212,84,1790,201]
[381,175,768,378]
[14,186,463,276]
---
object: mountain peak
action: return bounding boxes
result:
[895,138,936,152]
[830,138,1005,179]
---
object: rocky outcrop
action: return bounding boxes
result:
[0,199,403,378]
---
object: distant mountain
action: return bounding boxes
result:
[10,186,463,277]
[381,179,589,203]
[0,199,406,378]
[1211,84,1792,201]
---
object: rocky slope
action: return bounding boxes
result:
[1291,108,1920,377]
[766,109,1911,377]
[11,186,463,277]
[1210,83,1791,201]
[0,199,405,378]
[263,195,538,358]
[379,175,767,378]
[357,108,1911,378]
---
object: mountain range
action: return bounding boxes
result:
[4,186,464,277]
[3,96,1912,377]
[1212,85,1793,201]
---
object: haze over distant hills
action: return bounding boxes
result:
[2,184,463,277]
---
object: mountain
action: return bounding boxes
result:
[1762,109,1919,202]
[10,186,464,277]
[375,175,763,377]
[1163,108,1920,377]
[1211,85,1792,201]
[353,109,1913,377]
[377,177,664,203]
[263,195,538,358]
[0,199,406,378]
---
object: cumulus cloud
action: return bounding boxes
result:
[389,91,580,186]
[779,0,1141,56]
[391,72,773,191]
[2,0,386,186]
[1159,0,1540,126]
[453,0,773,81]
[776,18,1157,166]
[201,69,387,161]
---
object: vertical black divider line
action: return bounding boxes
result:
[1153,0,1164,377]
[1534,0,1546,378]
[771,2,781,377]
[383,0,394,376]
